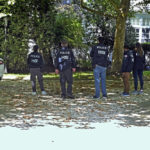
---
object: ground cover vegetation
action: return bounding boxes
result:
[0,72,150,129]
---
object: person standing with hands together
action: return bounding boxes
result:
[55,39,76,99]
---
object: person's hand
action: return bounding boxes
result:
[92,64,96,69]
[55,69,59,74]
[72,68,76,72]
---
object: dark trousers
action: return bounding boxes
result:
[133,69,143,90]
[60,68,73,96]
[30,68,44,92]
[122,72,130,94]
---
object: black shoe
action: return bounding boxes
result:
[61,95,66,99]
[93,96,100,99]
[121,92,129,97]
[67,95,75,99]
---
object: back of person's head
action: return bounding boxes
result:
[33,45,38,52]
[61,39,68,47]
[135,42,141,49]
[61,39,68,45]
[135,42,143,56]
[124,44,129,50]
[98,36,104,44]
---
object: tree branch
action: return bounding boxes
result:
[80,0,116,19]
[120,0,130,18]
[107,0,120,13]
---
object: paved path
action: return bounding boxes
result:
[2,74,30,80]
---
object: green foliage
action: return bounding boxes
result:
[84,0,119,17]
[144,71,150,77]
[125,22,138,48]
[54,7,84,47]
[0,1,86,72]
[77,59,92,70]
[83,12,115,47]
[0,0,148,73]
[81,0,150,73]
[82,12,137,49]
[0,0,58,72]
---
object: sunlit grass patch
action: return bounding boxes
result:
[144,71,150,76]
[43,71,94,80]
[143,71,150,80]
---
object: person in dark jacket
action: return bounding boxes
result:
[121,45,134,96]
[55,39,76,99]
[90,37,109,100]
[132,42,145,94]
[27,45,47,95]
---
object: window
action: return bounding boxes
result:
[136,18,140,25]
[135,28,139,39]
[148,19,150,26]
[143,18,146,26]
[142,18,150,26]
[132,18,135,25]
[142,28,150,41]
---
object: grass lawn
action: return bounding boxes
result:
[3,70,150,80]
[0,71,150,129]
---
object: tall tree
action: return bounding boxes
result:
[80,0,149,73]
[0,0,58,72]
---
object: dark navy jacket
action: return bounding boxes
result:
[121,50,134,72]
[27,52,44,68]
[90,43,109,68]
[133,51,145,71]
[55,47,76,71]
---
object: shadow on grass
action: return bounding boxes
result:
[0,75,150,129]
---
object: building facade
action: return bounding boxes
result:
[130,0,150,43]
[130,13,150,43]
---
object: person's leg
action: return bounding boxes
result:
[133,70,138,91]
[37,68,45,91]
[65,69,73,97]
[122,73,126,93]
[60,71,67,97]
[138,69,144,90]
[100,66,107,97]
[30,68,36,92]
[93,66,100,98]
[125,72,130,94]
[122,72,130,94]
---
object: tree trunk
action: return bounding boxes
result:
[111,0,130,73]
[111,16,126,73]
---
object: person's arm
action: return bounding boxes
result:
[40,54,44,68]
[126,51,134,72]
[121,53,128,72]
[90,46,95,58]
[71,50,76,67]
[27,54,30,68]
[54,52,60,74]
[70,50,76,72]
[143,51,145,66]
